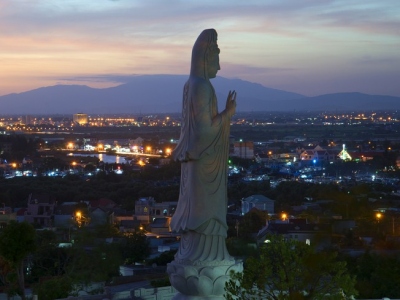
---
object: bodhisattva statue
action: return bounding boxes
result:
[167,29,242,300]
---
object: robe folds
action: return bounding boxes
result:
[171,77,231,238]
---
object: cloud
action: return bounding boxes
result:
[0,0,399,97]
[57,74,145,84]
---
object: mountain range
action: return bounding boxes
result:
[0,75,399,114]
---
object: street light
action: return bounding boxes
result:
[76,211,82,227]
[70,161,77,173]
[376,212,382,235]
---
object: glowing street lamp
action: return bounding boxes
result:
[376,212,383,235]
[70,161,77,173]
[68,142,74,150]
[76,211,82,227]
[165,148,172,156]
[281,213,288,221]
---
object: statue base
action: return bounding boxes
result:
[167,259,243,299]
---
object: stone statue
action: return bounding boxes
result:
[167,29,242,300]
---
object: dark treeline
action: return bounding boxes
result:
[2,163,398,221]
[0,164,181,210]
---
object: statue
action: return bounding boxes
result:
[167,29,242,299]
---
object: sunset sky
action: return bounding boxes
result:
[1,0,399,98]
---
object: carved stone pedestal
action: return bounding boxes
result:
[167,259,243,299]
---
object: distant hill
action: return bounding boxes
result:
[0,75,399,114]
[277,93,400,112]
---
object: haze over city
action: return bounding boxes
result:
[1,0,399,99]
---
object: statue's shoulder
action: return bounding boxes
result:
[188,76,213,95]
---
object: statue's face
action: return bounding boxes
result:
[207,50,220,79]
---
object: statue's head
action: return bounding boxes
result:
[191,29,220,79]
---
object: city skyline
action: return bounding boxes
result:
[1,0,399,98]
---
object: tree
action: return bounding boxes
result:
[0,221,36,300]
[34,276,73,300]
[147,250,177,266]
[84,163,96,173]
[0,256,16,297]
[29,230,69,281]
[238,209,268,241]
[345,252,400,298]
[121,232,150,265]
[66,243,122,285]
[29,228,121,297]
[225,234,357,300]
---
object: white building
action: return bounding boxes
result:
[232,141,254,159]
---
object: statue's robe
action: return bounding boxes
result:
[170,29,233,263]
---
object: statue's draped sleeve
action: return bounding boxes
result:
[172,78,230,162]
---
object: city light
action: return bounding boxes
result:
[76,211,82,227]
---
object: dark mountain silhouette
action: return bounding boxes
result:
[0,75,399,114]
[277,93,400,112]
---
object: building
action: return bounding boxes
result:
[232,140,254,159]
[149,217,172,234]
[257,218,331,249]
[129,137,144,153]
[24,193,56,227]
[134,197,177,224]
[299,145,338,165]
[88,198,117,225]
[53,203,76,228]
[73,113,88,125]
[90,207,114,226]
[242,194,275,215]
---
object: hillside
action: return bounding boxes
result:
[0,75,399,114]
